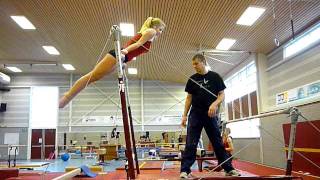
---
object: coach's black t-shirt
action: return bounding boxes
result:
[185,71,226,112]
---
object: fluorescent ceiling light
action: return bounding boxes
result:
[42,46,60,55]
[62,64,75,71]
[120,23,134,37]
[236,6,266,26]
[6,66,22,72]
[32,63,57,66]
[216,38,236,50]
[10,16,36,29]
[128,68,137,75]
[0,72,11,84]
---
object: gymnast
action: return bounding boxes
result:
[59,17,165,108]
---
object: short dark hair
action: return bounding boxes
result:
[192,54,207,65]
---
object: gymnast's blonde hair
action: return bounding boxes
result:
[138,17,166,33]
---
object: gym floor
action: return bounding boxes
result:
[5,158,319,180]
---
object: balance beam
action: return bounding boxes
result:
[52,168,81,180]
[0,162,50,169]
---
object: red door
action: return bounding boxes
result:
[45,129,56,159]
[31,129,42,159]
[31,129,56,159]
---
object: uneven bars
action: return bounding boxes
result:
[226,108,291,124]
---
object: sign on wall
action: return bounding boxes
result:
[82,116,120,125]
[145,115,182,125]
[4,133,19,155]
[276,80,320,105]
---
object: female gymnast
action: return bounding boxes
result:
[59,17,165,108]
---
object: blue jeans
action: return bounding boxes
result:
[180,109,234,173]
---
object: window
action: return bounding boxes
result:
[225,61,257,103]
[30,87,58,128]
[227,118,260,138]
[224,61,259,138]
[284,22,320,59]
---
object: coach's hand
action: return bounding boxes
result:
[181,115,187,128]
[208,103,217,117]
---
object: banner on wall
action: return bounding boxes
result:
[276,80,320,105]
[82,116,121,125]
[146,115,182,125]
[4,133,19,155]
[81,116,142,125]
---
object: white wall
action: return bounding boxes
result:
[257,42,320,168]
[1,73,186,132]
[219,43,320,168]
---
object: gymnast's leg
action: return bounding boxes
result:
[59,54,117,108]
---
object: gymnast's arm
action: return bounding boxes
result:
[225,137,234,152]
[121,28,156,54]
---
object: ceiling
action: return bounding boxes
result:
[0,0,319,83]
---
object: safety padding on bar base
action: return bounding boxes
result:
[65,165,103,173]
[0,168,19,179]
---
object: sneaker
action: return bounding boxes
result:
[180,172,189,179]
[180,172,195,179]
[225,169,241,176]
